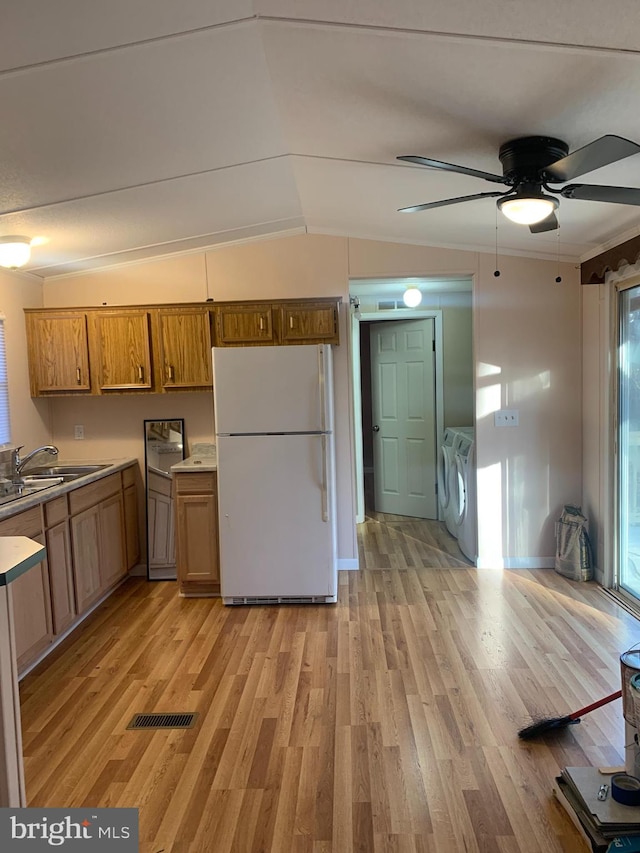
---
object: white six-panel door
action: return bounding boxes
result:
[370,319,437,518]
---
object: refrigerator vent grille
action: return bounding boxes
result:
[229,595,331,606]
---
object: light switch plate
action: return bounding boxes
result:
[74,424,84,439]
[495,409,519,427]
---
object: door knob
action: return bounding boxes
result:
[372,425,380,432]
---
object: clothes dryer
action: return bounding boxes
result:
[454,434,477,563]
[438,427,471,538]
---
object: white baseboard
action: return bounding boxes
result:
[476,557,555,569]
[338,558,359,570]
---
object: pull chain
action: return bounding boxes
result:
[555,220,562,283]
[494,206,501,277]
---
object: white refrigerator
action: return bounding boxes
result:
[212,344,337,604]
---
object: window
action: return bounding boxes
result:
[0,316,11,446]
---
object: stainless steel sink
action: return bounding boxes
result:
[0,464,112,508]
[0,480,60,505]
[0,464,112,506]
[21,464,110,478]
[21,476,65,488]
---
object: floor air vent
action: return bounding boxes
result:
[229,595,329,605]
[126,712,198,731]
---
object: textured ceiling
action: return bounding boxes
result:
[4,1,640,277]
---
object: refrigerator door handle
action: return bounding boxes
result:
[321,435,329,522]
[318,345,326,434]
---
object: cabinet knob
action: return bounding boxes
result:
[138,365,144,382]
[168,365,175,382]
[259,316,264,331]
[76,367,81,385]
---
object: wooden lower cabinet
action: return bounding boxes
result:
[99,492,127,589]
[174,471,219,596]
[70,492,126,612]
[70,505,103,613]
[0,508,53,673]
[46,520,76,635]
[0,462,138,677]
[123,473,140,570]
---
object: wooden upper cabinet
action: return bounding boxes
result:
[278,301,339,345]
[90,310,152,391]
[156,307,212,389]
[214,303,275,346]
[25,298,341,397]
[26,312,91,395]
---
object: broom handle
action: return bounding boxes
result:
[568,690,622,720]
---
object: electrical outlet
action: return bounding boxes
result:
[494,409,519,427]
[74,424,84,440]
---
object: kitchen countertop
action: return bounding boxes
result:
[0,457,137,522]
[170,448,217,473]
[0,537,47,586]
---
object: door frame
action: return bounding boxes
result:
[350,307,444,524]
[611,275,640,601]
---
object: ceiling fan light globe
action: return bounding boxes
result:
[498,195,558,225]
[403,287,422,308]
[0,236,31,268]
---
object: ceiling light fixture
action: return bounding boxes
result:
[0,236,32,269]
[403,286,422,308]
[497,186,558,225]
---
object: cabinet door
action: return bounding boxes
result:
[91,311,152,390]
[123,484,140,569]
[70,505,102,613]
[11,534,53,672]
[175,493,219,584]
[278,302,339,344]
[26,313,91,395]
[99,492,127,589]
[46,520,76,635]
[214,304,274,346]
[158,308,212,388]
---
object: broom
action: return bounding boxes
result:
[518,689,622,739]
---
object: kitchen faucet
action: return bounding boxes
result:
[12,445,59,482]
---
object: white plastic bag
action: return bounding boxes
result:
[555,505,593,581]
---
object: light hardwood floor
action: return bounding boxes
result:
[19,516,640,852]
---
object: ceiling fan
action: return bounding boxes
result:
[397,135,640,232]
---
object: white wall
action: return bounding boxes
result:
[41,232,582,568]
[474,252,582,567]
[0,268,49,453]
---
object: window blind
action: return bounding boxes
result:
[0,316,12,446]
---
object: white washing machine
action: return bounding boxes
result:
[454,434,477,563]
[438,426,473,538]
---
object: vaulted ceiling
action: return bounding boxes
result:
[4,1,640,277]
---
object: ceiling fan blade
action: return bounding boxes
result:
[560,183,640,205]
[544,135,640,182]
[398,191,507,214]
[529,212,558,233]
[397,155,506,184]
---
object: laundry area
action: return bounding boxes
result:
[350,277,475,565]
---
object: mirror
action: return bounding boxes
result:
[144,419,185,581]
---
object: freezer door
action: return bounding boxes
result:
[213,344,333,434]
[217,434,337,600]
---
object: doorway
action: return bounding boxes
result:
[349,278,474,526]
[617,282,640,602]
